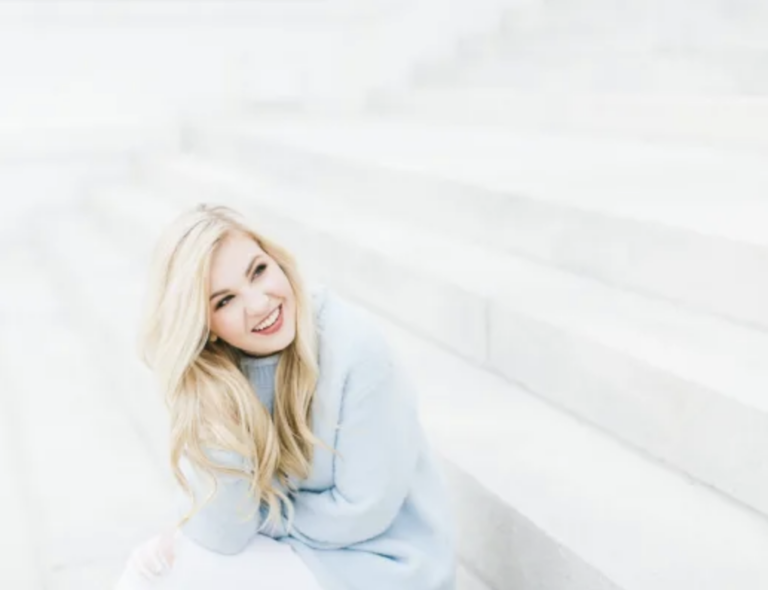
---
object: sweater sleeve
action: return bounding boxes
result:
[287,332,421,548]
[176,448,261,555]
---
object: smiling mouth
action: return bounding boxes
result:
[252,304,283,333]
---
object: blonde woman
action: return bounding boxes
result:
[114,204,456,590]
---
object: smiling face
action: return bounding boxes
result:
[207,231,297,357]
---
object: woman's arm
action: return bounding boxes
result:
[287,332,422,549]
[176,448,262,555]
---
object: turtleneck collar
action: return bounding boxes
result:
[240,350,282,370]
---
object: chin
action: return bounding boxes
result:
[247,330,296,355]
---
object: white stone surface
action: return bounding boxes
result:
[0,256,40,590]
[388,89,768,150]
[0,226,176,589]
[0,249,51,588]
[0,0,518,127]
[33,209,175,469]
[192,116,768,245]
[0,0,516,235]
[381,311,768,590]
[456,564,493,590]
[413,0,768,95]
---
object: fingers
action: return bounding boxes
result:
[158,529,177,568]
[130,534,175,580]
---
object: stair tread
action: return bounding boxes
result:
[392,89,768,148]
[0,267,40,587]
[198,114,768,248]
[0,241,174,575]
[378,305,768,590]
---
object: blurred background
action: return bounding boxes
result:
[1,0,768,588]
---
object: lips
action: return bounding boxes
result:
[251,304,282,333]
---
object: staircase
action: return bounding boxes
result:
[3,0,768,588]
[5,101,765,587]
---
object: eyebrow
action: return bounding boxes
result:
[209,254,264,302]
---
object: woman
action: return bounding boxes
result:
[114,204,456,590]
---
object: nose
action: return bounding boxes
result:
[243,288,271,317]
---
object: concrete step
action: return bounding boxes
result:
[0,233,176,590]
[430,48,768,95]
[47,200,768,589]
[122,156,768,519]
[32,208,173,469]
[378,304,768,590]
[180,114,768,331]
[456,564,492,590]
[380,89,768,151]
[0,247,43,590]
[418,0,768,95]
[0,426,39,590]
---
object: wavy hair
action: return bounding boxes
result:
[138,203,320,529]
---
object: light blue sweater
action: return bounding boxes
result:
[176,285,456,590]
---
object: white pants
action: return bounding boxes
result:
[115,532,323,590]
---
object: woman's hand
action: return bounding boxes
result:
[128,528,177,579]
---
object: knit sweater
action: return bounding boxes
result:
[176,285,456,590]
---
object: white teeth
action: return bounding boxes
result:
[254,306,280,332]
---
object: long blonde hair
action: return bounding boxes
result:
[139,204,320,528]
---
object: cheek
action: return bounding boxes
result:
[278,273,295,303]
[284,287,297,323]
[212,307,244,338]
[287,295,299,330]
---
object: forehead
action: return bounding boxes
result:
[209,232,264,283]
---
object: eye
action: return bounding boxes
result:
[252,263,268,278]
[215,295,233,310]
